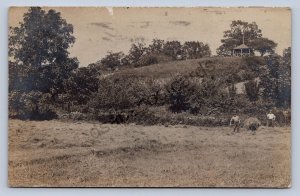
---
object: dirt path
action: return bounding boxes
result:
[8,120,291,187]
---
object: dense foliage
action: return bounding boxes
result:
[9,7,78,119]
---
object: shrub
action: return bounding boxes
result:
[88,76,166,120]
[165,74,235,115]
[100,51,125,70]
[68,112,88,121]
[136,54,158,67]
[228,83,237,98]
[244,80,260,102]
[165,74,197,112]
[242,56,265,74]
[127,107,160,125]
[9,91,57,120]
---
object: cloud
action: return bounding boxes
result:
[129,36,146,43]
[104,32,116,37]
[203,9,225,15]
[90,22,114,30]
[140,21,150,28]
[130,21,151,29]
[169,21,191,26]
[104,32,128,41]
[102,37,112,41]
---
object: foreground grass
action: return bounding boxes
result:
[8,119,290,187]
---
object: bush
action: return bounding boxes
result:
[165,74,236,115]
[242,56,265,74]
[244,80,260,102]
[88,76,166,118]
[135,53,172,67]
[136,54,158,67]
[100,51,125,70]
[9,91,57,120]
[165,74,198,113]
[68,112,87,121]
[127,107,160,125]
[238,70,256,81]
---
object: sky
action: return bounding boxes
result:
[9,7,291,66]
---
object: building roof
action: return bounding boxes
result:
[233,44,251,50]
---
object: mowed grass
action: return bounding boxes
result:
[8,119,291,187]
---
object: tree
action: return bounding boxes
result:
[257,49,291,108]
[147,39,165,54]
[9,7,78,119]
[182,41,211,59]
[249,37,277,56]
[259,54,281,102]
[277,47,291,107]
[9,90,57,120]
[228,83,237,98]
[100,51,124,70]
[244,80,260,102]
[127,42,146,66]
[217,20,262,56]
[163,40,182,59]
[165,75,197,112]
[61,65,100,108]
[89,77,154,112]
[9,7,78,94]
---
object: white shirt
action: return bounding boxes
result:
[267,113,276,120]
[230,115,240,125]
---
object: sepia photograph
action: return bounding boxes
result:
[8,7,291,187]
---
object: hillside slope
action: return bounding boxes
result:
[110,57,248,80]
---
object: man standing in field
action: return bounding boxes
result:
[267,111,276,127]
[230,113,241,133]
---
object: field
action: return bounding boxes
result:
[8,120,291,187]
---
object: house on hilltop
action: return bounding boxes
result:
[232,31,253,57]
[232,44,252,57]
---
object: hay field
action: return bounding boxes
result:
[8,120,291,187]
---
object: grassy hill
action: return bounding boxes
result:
[107,56,252,81]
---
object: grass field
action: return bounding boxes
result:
[8,119,291,187]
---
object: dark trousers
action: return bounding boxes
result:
[233,123,240,132]
[267,119,274,127]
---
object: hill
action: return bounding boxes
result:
[106,56,257,81]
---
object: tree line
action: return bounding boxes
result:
[100,39,211,70]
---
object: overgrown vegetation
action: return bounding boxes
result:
[244,80,260,102]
